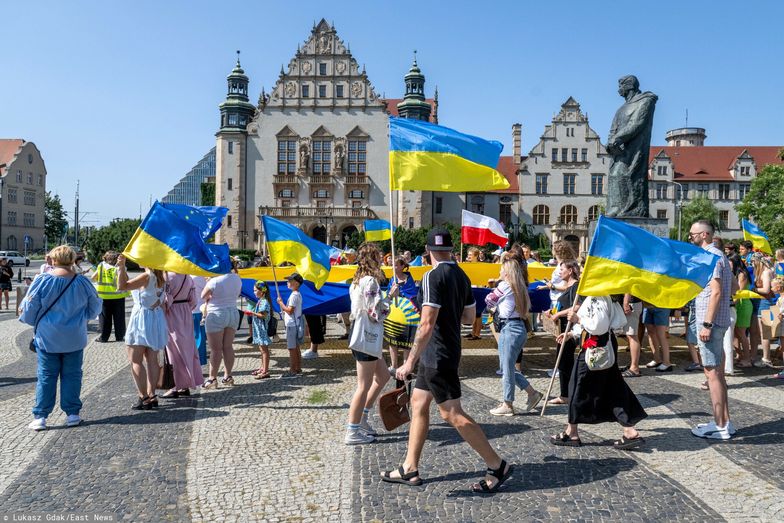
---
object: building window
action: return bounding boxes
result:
[228,141,234,154]
[408,217,414,228]
[588,205,600,222]
[581,148,588,162]
[336,85,344,98]
[312,140,332,173]
[655,183,667,200]
[313,189,330,198]
[571,148,578,162]
[560,205,578,224]
[23,213,35,227]
[37,174,43,186]
[16,171,22,183]
[718,183,731,199]
[719,210,729,229]
[278,140,297,174]
[228,114,238,127]
[24,190,35,206]
[227,178,233,191]
[697,183,710,198]
[281,200,291,208]
[499,203,512,226]
[533,204,549,225]
[352,200,363,208]
[551,149,558,162]
[591,174,603,195]
[7,211,16,225]
[561,148,568,162]
[740,166,750,176]
[677,184,689,200]
[435,196,443,214]
[319,63,327,75]
[8,189,17,203]
[301,84,310,98]
[227,215,232,228]
[316,200,327,208]
[657,209,667,220]
[278,189,294,198]
[535,174,548,194]
[470,195,485,215]
[657,165,668,176]
[739,183,750,200]
[318,85,327,98]
[7,236,16,250]
[348,190,364,199]
[28,153,33,164]
[563,174,576,195]
[348,140,367,174]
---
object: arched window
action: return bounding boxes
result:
[560,205,578,224]
[532,205,550,226]
[278,189,294,198]
[6,236,17,250]
[587,205,601,222]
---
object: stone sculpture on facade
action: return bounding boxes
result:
[606,75,658,217]
[299,144,310,171]
[334,145,344,171]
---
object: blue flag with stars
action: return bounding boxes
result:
[161,203,228,239]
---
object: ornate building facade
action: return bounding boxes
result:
[0,139,47,251]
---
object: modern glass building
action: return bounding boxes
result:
[162,147,216,205]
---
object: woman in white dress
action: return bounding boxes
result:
[117,255,168,410]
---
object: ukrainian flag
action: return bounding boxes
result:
[577,216,719,308]
[742,219,772,254]
[364,219,393,242]
[389,117,510,192]
[123,202,232,276]
[262,215,331,289]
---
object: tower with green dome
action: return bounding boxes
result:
[396,52,432,122]
[219,51,256,131]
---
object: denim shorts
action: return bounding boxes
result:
[642,307,670,327]
[698,326,728,368]
[686,306,698,345]
[205,307,240,334]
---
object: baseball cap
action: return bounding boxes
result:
[343,248,357,255]
[285,272,304,284]
[426,227,454,252]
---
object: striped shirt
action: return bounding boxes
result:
[695,244,733,328]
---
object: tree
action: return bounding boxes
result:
[84,218,141,264]
[736,164,784,248]
[671,197,720,241]
[201,182,215,206]
[44,191,68,246]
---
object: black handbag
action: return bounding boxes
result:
[157,349,176,390]
[266,314,278,338]
[29,275,77,353]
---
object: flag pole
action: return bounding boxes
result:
[388,163,397,285]
[260,219,283,307]
[540,299,581,417]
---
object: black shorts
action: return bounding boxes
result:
[414,365,461,404]
[351,349,378,362]
[0,282,10,291]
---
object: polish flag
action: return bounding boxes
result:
[461,209,508,248]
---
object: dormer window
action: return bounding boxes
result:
[740,166,750,176]
[657,165,668,176]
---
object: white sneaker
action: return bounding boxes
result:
[359,418,377,436]
[344,429,374,445]
[697,420,737,436]
[65,415,82,427]
[547,369,560,378]
[489,404,515,416]
[302,349,319,360]
[691,421,732,440]
[28,418,46,431]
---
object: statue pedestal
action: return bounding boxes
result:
[588,216,670,243]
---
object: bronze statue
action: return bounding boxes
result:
[606,75,657,218]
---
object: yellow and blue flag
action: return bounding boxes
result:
[577,216,719,308]
[364,219,393,242]
[389,117,510,192]
[161,203,228,239]
[262,215,331,289]
[123,202,232,276]
[741,219,772,254]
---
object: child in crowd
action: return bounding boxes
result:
[247,281,272,379]
[277,273,304,378]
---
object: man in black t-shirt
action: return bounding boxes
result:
[381,228,513,493]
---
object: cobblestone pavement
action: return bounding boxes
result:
[0,318,782,522]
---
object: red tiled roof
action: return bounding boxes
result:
[0,139,25,176]
[649,146,783,181]
[384,98,437,123]
[491,155,521,194]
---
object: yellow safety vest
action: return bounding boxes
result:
[95,263,130,300]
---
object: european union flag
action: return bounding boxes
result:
[161,203,228,240]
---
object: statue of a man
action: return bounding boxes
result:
[606,75,658,218]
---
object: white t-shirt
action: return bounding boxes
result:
[283,291,302,326]
[204,273,242,312]
[191,275,207,313]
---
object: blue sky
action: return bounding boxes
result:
[2,0,783,225]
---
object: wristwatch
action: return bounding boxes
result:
[702,321,714,328]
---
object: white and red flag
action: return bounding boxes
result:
[461,209,508,248]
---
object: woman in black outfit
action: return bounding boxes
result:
[544,260,580,405]
[0,259,14,310]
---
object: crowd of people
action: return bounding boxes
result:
[14,219,783,487]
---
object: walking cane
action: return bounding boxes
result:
[540,299,581,417]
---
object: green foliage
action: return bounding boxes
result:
[84,218,141,265]
[44,192,68,245]
[671,197,720,241]
[200,182,216,206]
[736,164,784,248]
[230,248,256,261]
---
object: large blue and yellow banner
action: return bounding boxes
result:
[577,216,719,308]
[123,202,232,276]
[262,215,332,289]
[389,117,510,192]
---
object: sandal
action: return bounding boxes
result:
[203,378,218,390]
[622,369,642,378]
[701,381,709,391]
[162,389,179,399]
[470,459,513,493]
[613,435,645,450]
[550,431,582,447]
[254,371,271,380]
[546,397,568,406]
[250,368,264,376]
[380,466,423,486]
[143,394,159,410]
[131,396,148,410]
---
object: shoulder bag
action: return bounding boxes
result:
[378,379,413,431]
[29,275,78,353]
